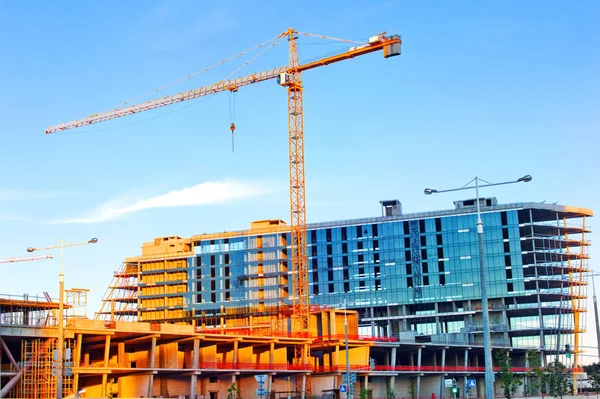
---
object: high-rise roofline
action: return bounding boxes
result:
[191,200,593,241]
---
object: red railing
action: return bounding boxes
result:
[193,328,399,343]
[78,361,584,373]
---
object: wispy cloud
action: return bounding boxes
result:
[49,179,268,224]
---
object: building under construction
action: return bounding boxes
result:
[0,198,592,398]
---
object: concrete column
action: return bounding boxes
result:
[440,348,447,399]
[270,342,275,366]
[370,306,376,336]
[190,338,199,399]
[117,342,125,367]
[387,306,393,338]
[391,347,397,368]
[416,347,422,399]
[233,340,239,365]
[147,336,157,398]
[464,349,469,398]
[389,376,396,398]
[74,333,83,393]
[435,303,441,334]
[335,345,340,369]
[101,335,111,398]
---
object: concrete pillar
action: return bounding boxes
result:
[233,340,239,365]
[370,306,376,336]
[388,375,396,398]
[440,348,447,399]
[190,338,199,399]
[117,342,125,367]
[74,333,83,393]
[147,336,157,398]
[387,306,393,337]
[416,347,422,399]
[270,342,275,366]
[101,335,111,398]
[464,348,469,398]
[435,303,441,334]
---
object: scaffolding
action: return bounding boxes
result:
[65,288,89,319]
[14,339,73,399]
[95,262,139,321]
[0,294,59,327]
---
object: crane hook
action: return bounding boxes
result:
[230,122,235,153]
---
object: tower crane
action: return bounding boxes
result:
[45,28,401,372]
[0,254,53,264]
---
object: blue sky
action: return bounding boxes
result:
[1,1,599,359]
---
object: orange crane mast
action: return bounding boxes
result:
[45,29,401,351]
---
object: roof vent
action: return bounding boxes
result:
[454,197,498,210]
[380,200,402,217]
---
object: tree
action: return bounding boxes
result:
[227,383,242,399]
[590,372,600,398]
[496,350,522,399]
[544,359,571,399]
[387,388,396,399]
[359,387,371,399]
[524,350,544,397]
[584,362,600,375]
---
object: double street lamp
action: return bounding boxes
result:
[424,175,532,399]
[27,237,98,399]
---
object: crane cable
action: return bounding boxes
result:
[221,34,285,153]
[114,32,286,109]
[295,31,368,45]
[229,91,236,153]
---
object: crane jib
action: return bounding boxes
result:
[45,34,399,134]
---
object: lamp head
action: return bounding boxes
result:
[518,175,532,183]
[88,237,98,244]
[27,247,35,253]
[424,188,438,195]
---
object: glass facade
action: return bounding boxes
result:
[102,199,590,361]
[188,209,525,310]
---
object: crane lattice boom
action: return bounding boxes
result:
[45,32,400,134]
[0,254,53,264]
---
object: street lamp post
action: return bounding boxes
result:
[27,237,98,399]
[424,175,531,399]
[343,299,352,399]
